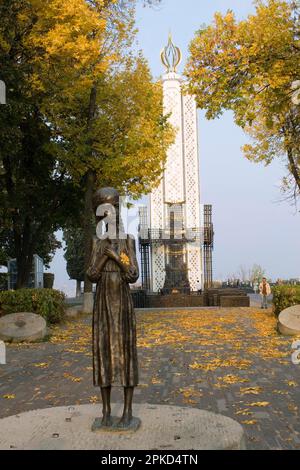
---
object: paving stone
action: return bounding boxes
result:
[0,307,300,450]
[217,399,227,413]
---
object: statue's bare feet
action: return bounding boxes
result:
[101,412,112,427]
[118,412,132,428]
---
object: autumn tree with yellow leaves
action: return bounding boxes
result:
[0,0,172,291]
[185,0,300,201]
[0,0,108,287]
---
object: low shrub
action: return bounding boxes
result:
[0,273,8,291]
[0,288,65,324]
[272,285,300,317]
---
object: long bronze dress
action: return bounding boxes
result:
[87,235,139,388]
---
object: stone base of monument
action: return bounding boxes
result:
[0,312,47,343]
[278,305,300,336]
[0,404,246,450]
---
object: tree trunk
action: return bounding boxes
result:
[287,147,300,194]
[16,253,33,289]
[83,83,98,313]
[15,220,34,289]
[83,169,96,293]
[76,279,82,298]
[83,169,96,312]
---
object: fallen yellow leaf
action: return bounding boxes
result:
[240,386,263,395]
[246,402,270,407]
[286,381,297,387]
[34,363,49,369]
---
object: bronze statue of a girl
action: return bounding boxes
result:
[87,188,139,429]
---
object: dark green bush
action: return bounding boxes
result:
[272,285,300,317]
[0,289,65,324]
[0,273,8,291]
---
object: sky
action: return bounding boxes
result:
[48,0,300,296]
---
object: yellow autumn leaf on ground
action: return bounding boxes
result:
[34,363,49,368]
[286,381,297,387]
[288,404,298,412]
[241,420,258,426]
[217,374,250,385]
[178,387,203,398]
[236,408,253,416]
[240,386,263,395]
[89,396,99,403]
[3,394,15,399]
[63,372,82,383]
[246,402,270,407]
[151,377,162,384]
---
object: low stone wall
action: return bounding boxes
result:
[131,289,250,309]
[220,296,250,308]
[147,294,205,309]
[205,288,249,308]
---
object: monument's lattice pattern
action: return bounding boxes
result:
[162,77,184,204]
[182,94,202,291]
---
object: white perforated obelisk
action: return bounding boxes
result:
[149,35,203,292]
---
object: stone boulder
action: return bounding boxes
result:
[0,312,47,343]
[278,305,300,336]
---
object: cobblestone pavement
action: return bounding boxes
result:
[0,307,300,450]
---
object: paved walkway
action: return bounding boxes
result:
[0,307,300,450]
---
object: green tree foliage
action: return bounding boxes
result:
[185,0,300,199]
[63,227,85,285]
[0,0,173,290]
[0,106,80,287]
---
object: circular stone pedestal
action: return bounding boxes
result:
[0,312,47,343]
[0,404,246,450]
[278,305,300,336]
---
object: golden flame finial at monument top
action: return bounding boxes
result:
[160,33,182,73]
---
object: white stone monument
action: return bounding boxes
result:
[148,35,203,292]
